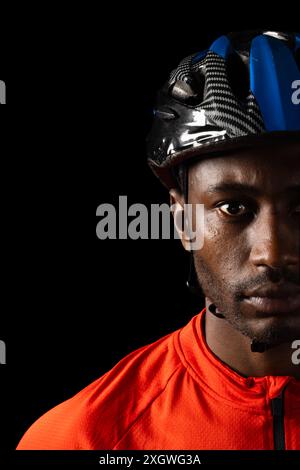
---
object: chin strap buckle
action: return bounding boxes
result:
[250,340,270,353]
[208,303,225,319]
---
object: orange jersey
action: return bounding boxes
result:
[17,308,300,450]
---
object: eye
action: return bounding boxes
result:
[217,201,250,217]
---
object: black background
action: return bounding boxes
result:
[0,9,298,452]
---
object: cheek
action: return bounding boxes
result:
[201,213,246,277]
[204,212,222,240]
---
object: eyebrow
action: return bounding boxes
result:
[206,182,300,197]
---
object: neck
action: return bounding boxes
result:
[204,298,300,380]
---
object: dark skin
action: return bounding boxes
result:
[170,141,300,379]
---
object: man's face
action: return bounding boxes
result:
[183,142,300,347]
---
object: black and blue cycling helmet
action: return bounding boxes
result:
[147,30,300,189]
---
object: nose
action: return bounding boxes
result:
[249,208,299,271]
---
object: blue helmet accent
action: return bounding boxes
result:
[191,49,208,64]
[209,35,233,59]
[250,35,300,131]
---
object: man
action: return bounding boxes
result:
[18,30,300,450]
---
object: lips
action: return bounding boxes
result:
[242,285,300,314]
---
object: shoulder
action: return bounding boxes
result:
[17,327,183,449]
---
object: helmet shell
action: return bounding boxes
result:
[147,31,300,189]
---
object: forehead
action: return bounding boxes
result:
[189,142,300,195]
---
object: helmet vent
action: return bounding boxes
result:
[226,52,250,103]
[170,71,205,106]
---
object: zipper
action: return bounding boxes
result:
[271,390,285,450]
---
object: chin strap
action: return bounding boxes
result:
[208,303,273,353]
[186,252,202,295]
[250,340,273,353]
[208,303,225,319]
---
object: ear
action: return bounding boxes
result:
[169,188,191,251]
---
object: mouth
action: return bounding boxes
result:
[242,286,300,315]
[242,295,300,314]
